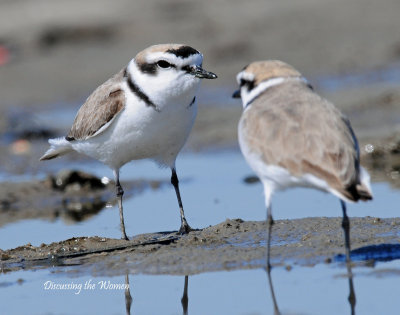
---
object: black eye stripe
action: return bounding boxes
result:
[139,62,157,75]
[240,79,255,91]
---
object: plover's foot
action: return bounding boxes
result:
[178,223,192,235]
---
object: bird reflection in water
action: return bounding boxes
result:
[181,276,189,315]
[123,274,189,315]
[264,255,357,315]
[264,266,280,315]
[124,274,133,315]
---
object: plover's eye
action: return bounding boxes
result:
[157,60,171,68]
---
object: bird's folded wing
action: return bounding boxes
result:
[242,84,360,198]
[67,70,126,141]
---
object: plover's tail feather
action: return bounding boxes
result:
[338,166,373,202]
[39,137,73,161]
[356,166,373,201]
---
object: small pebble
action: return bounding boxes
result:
[373,217,381,224]
[1,253,10,260]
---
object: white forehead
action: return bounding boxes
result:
[236,71,255,84]
[146,51,203,66]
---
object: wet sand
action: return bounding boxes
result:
[2,217,399,276]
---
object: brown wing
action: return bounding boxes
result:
[241,81,362,200]
[67,69,126,141]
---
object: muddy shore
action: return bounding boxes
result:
[2,217,399,276]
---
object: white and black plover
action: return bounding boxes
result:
[41,44,217,240]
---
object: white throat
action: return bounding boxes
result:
[241,76,308,109]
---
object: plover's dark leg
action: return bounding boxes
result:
[340,199,356,315]
[170,168,192,234]
[340,200,352,265]
[181,275,189,315]
[114,169,128,240]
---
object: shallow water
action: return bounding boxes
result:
[313,61,400,92]
[2,259,400,315]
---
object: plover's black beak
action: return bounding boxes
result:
[191,66,217,79]
[232,89,241,98]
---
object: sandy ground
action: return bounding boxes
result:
[1,0,400,274]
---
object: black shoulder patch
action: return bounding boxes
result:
[166,46,199,58]
[126,76,160,112]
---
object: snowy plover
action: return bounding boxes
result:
[233,60,373,266]
[41,44,217,240]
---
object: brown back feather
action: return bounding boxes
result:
[241,80,368,201]
[67,69,126,140]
